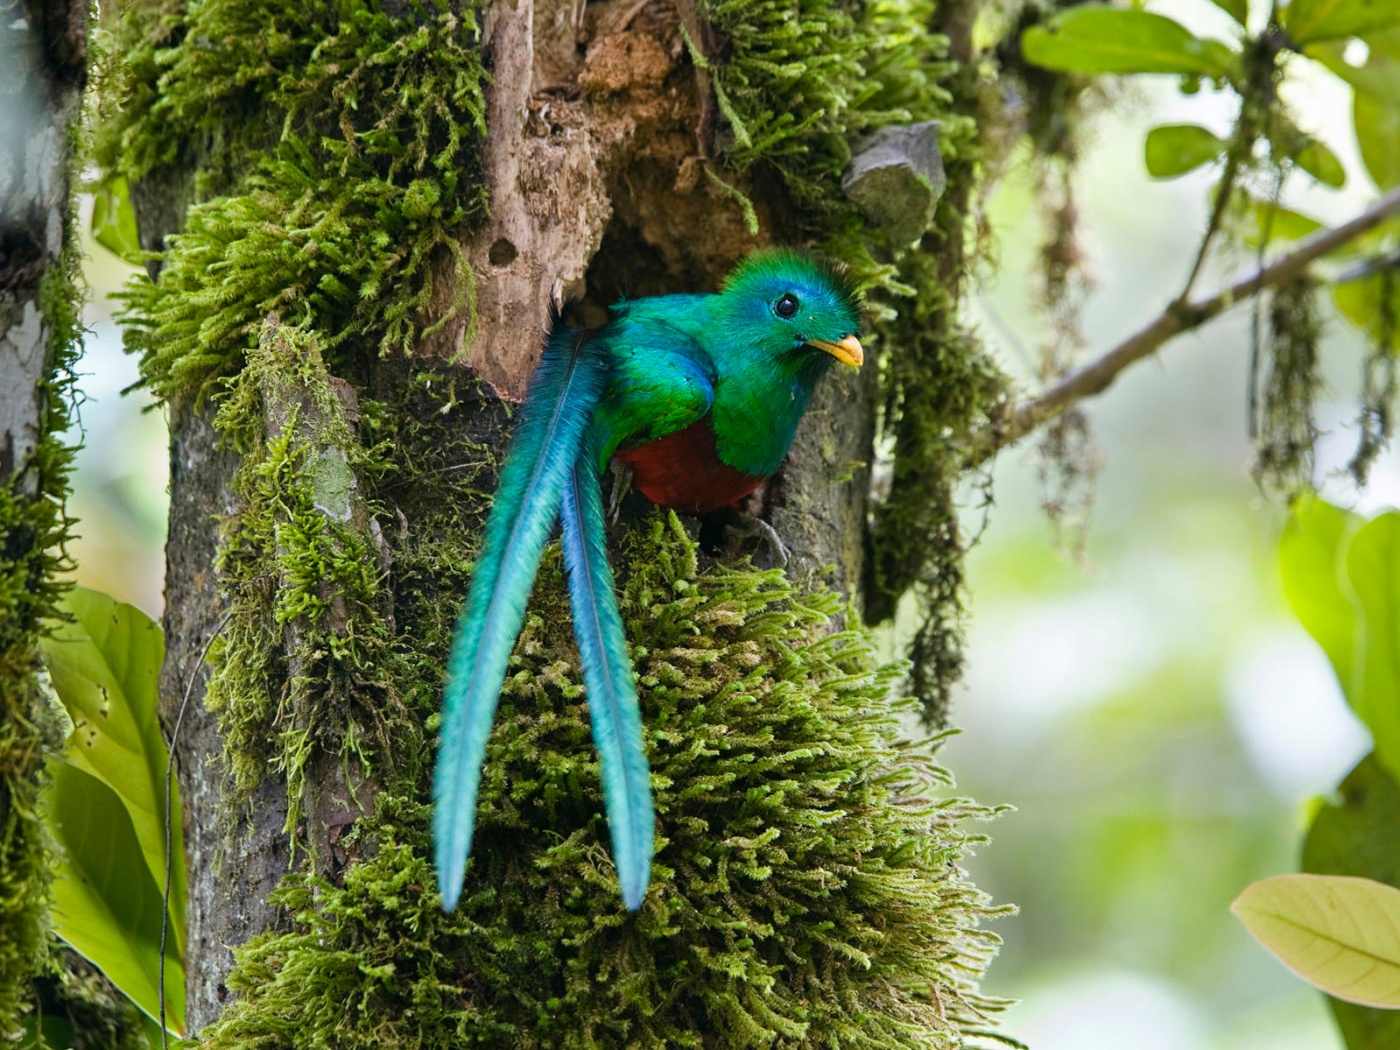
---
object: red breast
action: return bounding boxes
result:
[614,419,765,515]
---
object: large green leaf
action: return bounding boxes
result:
[1280,503,1400,780]
[1345,513,1400,780]
[1022,7,1237,78]
[1233,874,1400,1008]
[1304,755,1400,1047]
[1144,124,1226,178]
[1280,497,1364,694]
[39,586,186,958]
[1309,29,1400,189]
[47,761,185,1035]
[1286,0,1400,46]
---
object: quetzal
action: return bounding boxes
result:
[433,249,864,911]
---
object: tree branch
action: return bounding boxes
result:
[978,185,1400,463]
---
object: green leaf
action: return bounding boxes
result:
[1021,7,1237,77]
[1303,755,1400,1047]
[1295,137,1348,187]
[1355,86,1400,189]
[47,761,186,1034]
[1209,0,1249,27]
[1280,496,1364,692]
[1144,124,1226,178]
[1345,513,1400,781]
[1242,196,1325,246]
[1232,873,1400,1008]
[39,587,186,958]
[1286,0,1400,45]
[1280,503,1400,780]
[1333,270,1400,350]
[90,176,143,265]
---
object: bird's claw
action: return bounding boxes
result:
[729,512,790,567]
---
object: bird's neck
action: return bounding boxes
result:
[711,348,830,477]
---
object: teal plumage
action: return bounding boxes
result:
[434,249,863,911]
[561,429,652,910]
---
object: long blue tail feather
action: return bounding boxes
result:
[561,435,654,910]
[434,328,608,911]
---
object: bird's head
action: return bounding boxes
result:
[717,249,864,377]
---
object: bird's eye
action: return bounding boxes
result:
[775,293,799,319]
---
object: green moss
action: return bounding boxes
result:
[206,322,416,830]
[201,516,1008,1049]
[0,218,82,1037]
[108,0,488,404]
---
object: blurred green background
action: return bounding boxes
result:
[65,1,1386,1044]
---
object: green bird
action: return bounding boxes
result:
[434,248,864,911]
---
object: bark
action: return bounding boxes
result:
[137,0,878,1031]
[0,0,83,492]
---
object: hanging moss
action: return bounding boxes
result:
[200,516,1008,1049]
[1351,268,1398,486]
[1252,275,1323,500]
[0,223,82,1040]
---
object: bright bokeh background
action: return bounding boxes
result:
[64,2,1387,1043]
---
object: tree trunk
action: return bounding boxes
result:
[0,0,85,1035]
[104,0,1005,1040]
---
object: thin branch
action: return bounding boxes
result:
[978,185,1400,462]
[160,611,231,1050]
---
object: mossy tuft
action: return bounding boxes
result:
[200,515,1008,1049]
[108,0,489,404]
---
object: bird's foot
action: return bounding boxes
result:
[608,461,634,525]
[727,512,790,567]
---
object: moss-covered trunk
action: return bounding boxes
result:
[0,0,84,1035]
[100,0,1010,1041]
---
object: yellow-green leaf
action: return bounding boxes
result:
[1232,874,1400,1008]
[39,587,185,957]
[1286,0,1400,46]
[1022,7,1237,77]
[1144,124,1226,178]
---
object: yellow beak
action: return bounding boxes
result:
[806,334,864,368]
